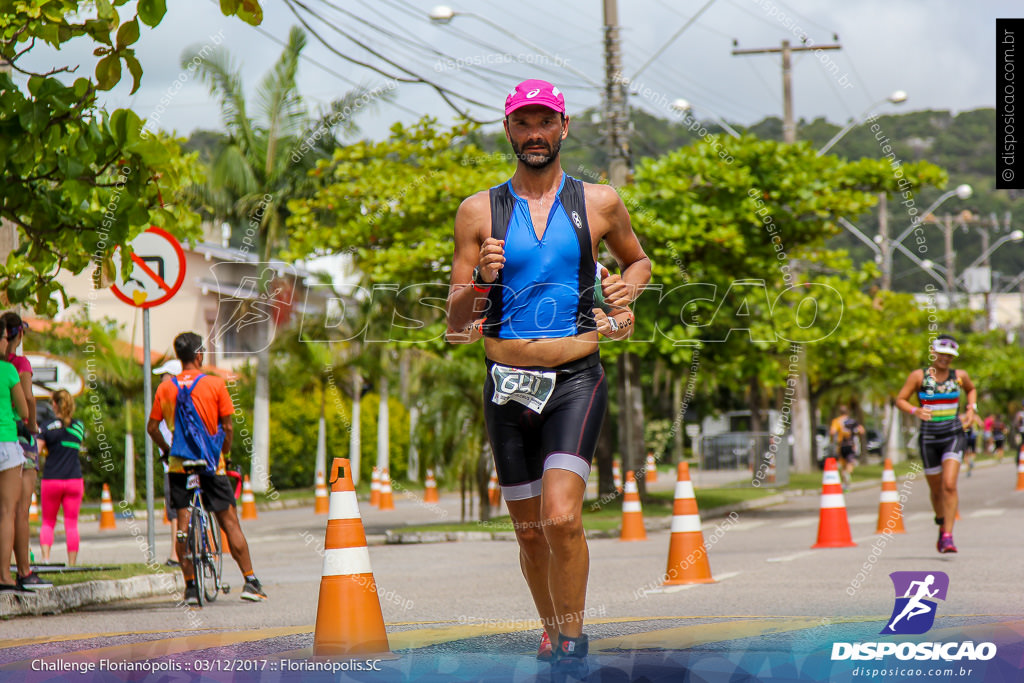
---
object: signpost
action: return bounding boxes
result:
[111,227,186,563]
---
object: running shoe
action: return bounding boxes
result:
[16,572,52,590]
[184,585,200,606]
[241,577,268,602]
[0,583,33,593]
[551,633,589,680]
[536,631,553,661]
[938,533,957,554]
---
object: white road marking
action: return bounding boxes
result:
[642,571,741,594]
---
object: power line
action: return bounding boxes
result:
[283,0,502,123]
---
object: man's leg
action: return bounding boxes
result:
[540,468,588,639]
[506,496,558,642]
[176,508,193,584]
[214,505,254,575]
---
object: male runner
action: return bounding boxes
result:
[447,79,651,676]
[146,332,268,604]
[895,335,976,553]
[828,406,864,490]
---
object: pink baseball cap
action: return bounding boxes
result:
[504,79,566,116]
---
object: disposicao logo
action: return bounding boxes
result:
[831,571,997,662]
[883,571,948,635]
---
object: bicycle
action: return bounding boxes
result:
[180,459,231,605]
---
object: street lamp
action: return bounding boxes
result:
[428,6,603,88]
[888,184,973,259]
[959,229,1024,274]
[818,90,908,155]
[670,99,741,139]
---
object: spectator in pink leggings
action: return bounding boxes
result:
[38,390,85,566]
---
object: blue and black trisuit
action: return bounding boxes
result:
[480,174,608,501]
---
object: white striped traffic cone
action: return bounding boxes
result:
[875,458,905,534]
[488,471,499,507]
[241,475,258,520]
[29,491,39,523]
[423,468,440,503]
[313,457,390,656]
[812,457,856,548]
[612,460,622,493]
[663,462,714,584]
[378,469,395,511]
[620,471,647,541]
[370,467,381,507]
[315,470,330,515]
[645,453,657,483]
[99,483,116,530]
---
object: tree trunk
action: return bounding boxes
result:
[377,374,389,476]
[407,404,420,482]
[624,352,646,496]
[790,345,814,473]
[672,375,684,466]
[476,442,491,522]
[251,339,271,492]
[596,419,615,497]
[315,379,326,483]
[749,377,763,435]
[349,367,361,485]
[124,398,135,505]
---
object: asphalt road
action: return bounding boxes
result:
[2,459,1022,681]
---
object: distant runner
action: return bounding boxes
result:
[895,335,976,553]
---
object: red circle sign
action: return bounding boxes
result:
[110,226,187,309]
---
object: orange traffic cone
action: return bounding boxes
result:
[424,468,440,503]
[28,491,38,523]
[812,457,856,548]
[378,469,395,511]
[620,471,647,541]
[241,475,258,520]
[313,457,390,657]
[99,483,117,530]
[315,471,330,515]
[1016,447,1024,491]
[663,462,714,584]
[875,458,905,534]
[488,472,499,507]
[612,460,622,492]
[370,467,381,507]
[161,499,170,526]
[645,454,657,483]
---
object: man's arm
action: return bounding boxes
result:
[447,192,499,333]
[959,370,978,428]
[147,418,170,454]
[590,184,651,309]
[220,415,234,455]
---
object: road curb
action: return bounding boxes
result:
[383,492,790,544]
[0,572,185,618]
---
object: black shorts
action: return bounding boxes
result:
[839,444,856,462]
[484,352,607,501]
[918,430,965,475]
[167,472,237,513]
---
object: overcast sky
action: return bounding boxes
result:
[17,0,1012,140]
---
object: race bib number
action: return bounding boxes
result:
[490,364,557,414]
[186,473,200,490]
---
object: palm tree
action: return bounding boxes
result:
[182,27,372,491]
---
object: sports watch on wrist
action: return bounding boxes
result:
[472,266,491,288]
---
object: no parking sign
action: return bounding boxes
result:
[110,226,186,308]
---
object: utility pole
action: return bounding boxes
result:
[879,194,890,290]
[730,38,839,473]
[732,40,841,143]
[943,214,955,305]
[604,0,629,186]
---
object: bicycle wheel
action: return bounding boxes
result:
[201,511,221,603]
[188,508,206,607]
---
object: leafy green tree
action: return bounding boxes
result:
[183,25,373,492]
[0,0,262,312]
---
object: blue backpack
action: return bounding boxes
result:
[169,374,224,475]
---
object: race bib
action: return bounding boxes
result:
[186,473,200,491]
[490,364,557,414]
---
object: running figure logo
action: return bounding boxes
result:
[882,571,949,635]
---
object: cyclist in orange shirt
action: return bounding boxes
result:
[146,332,267,605]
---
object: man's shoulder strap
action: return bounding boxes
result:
[489,181,515,242]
